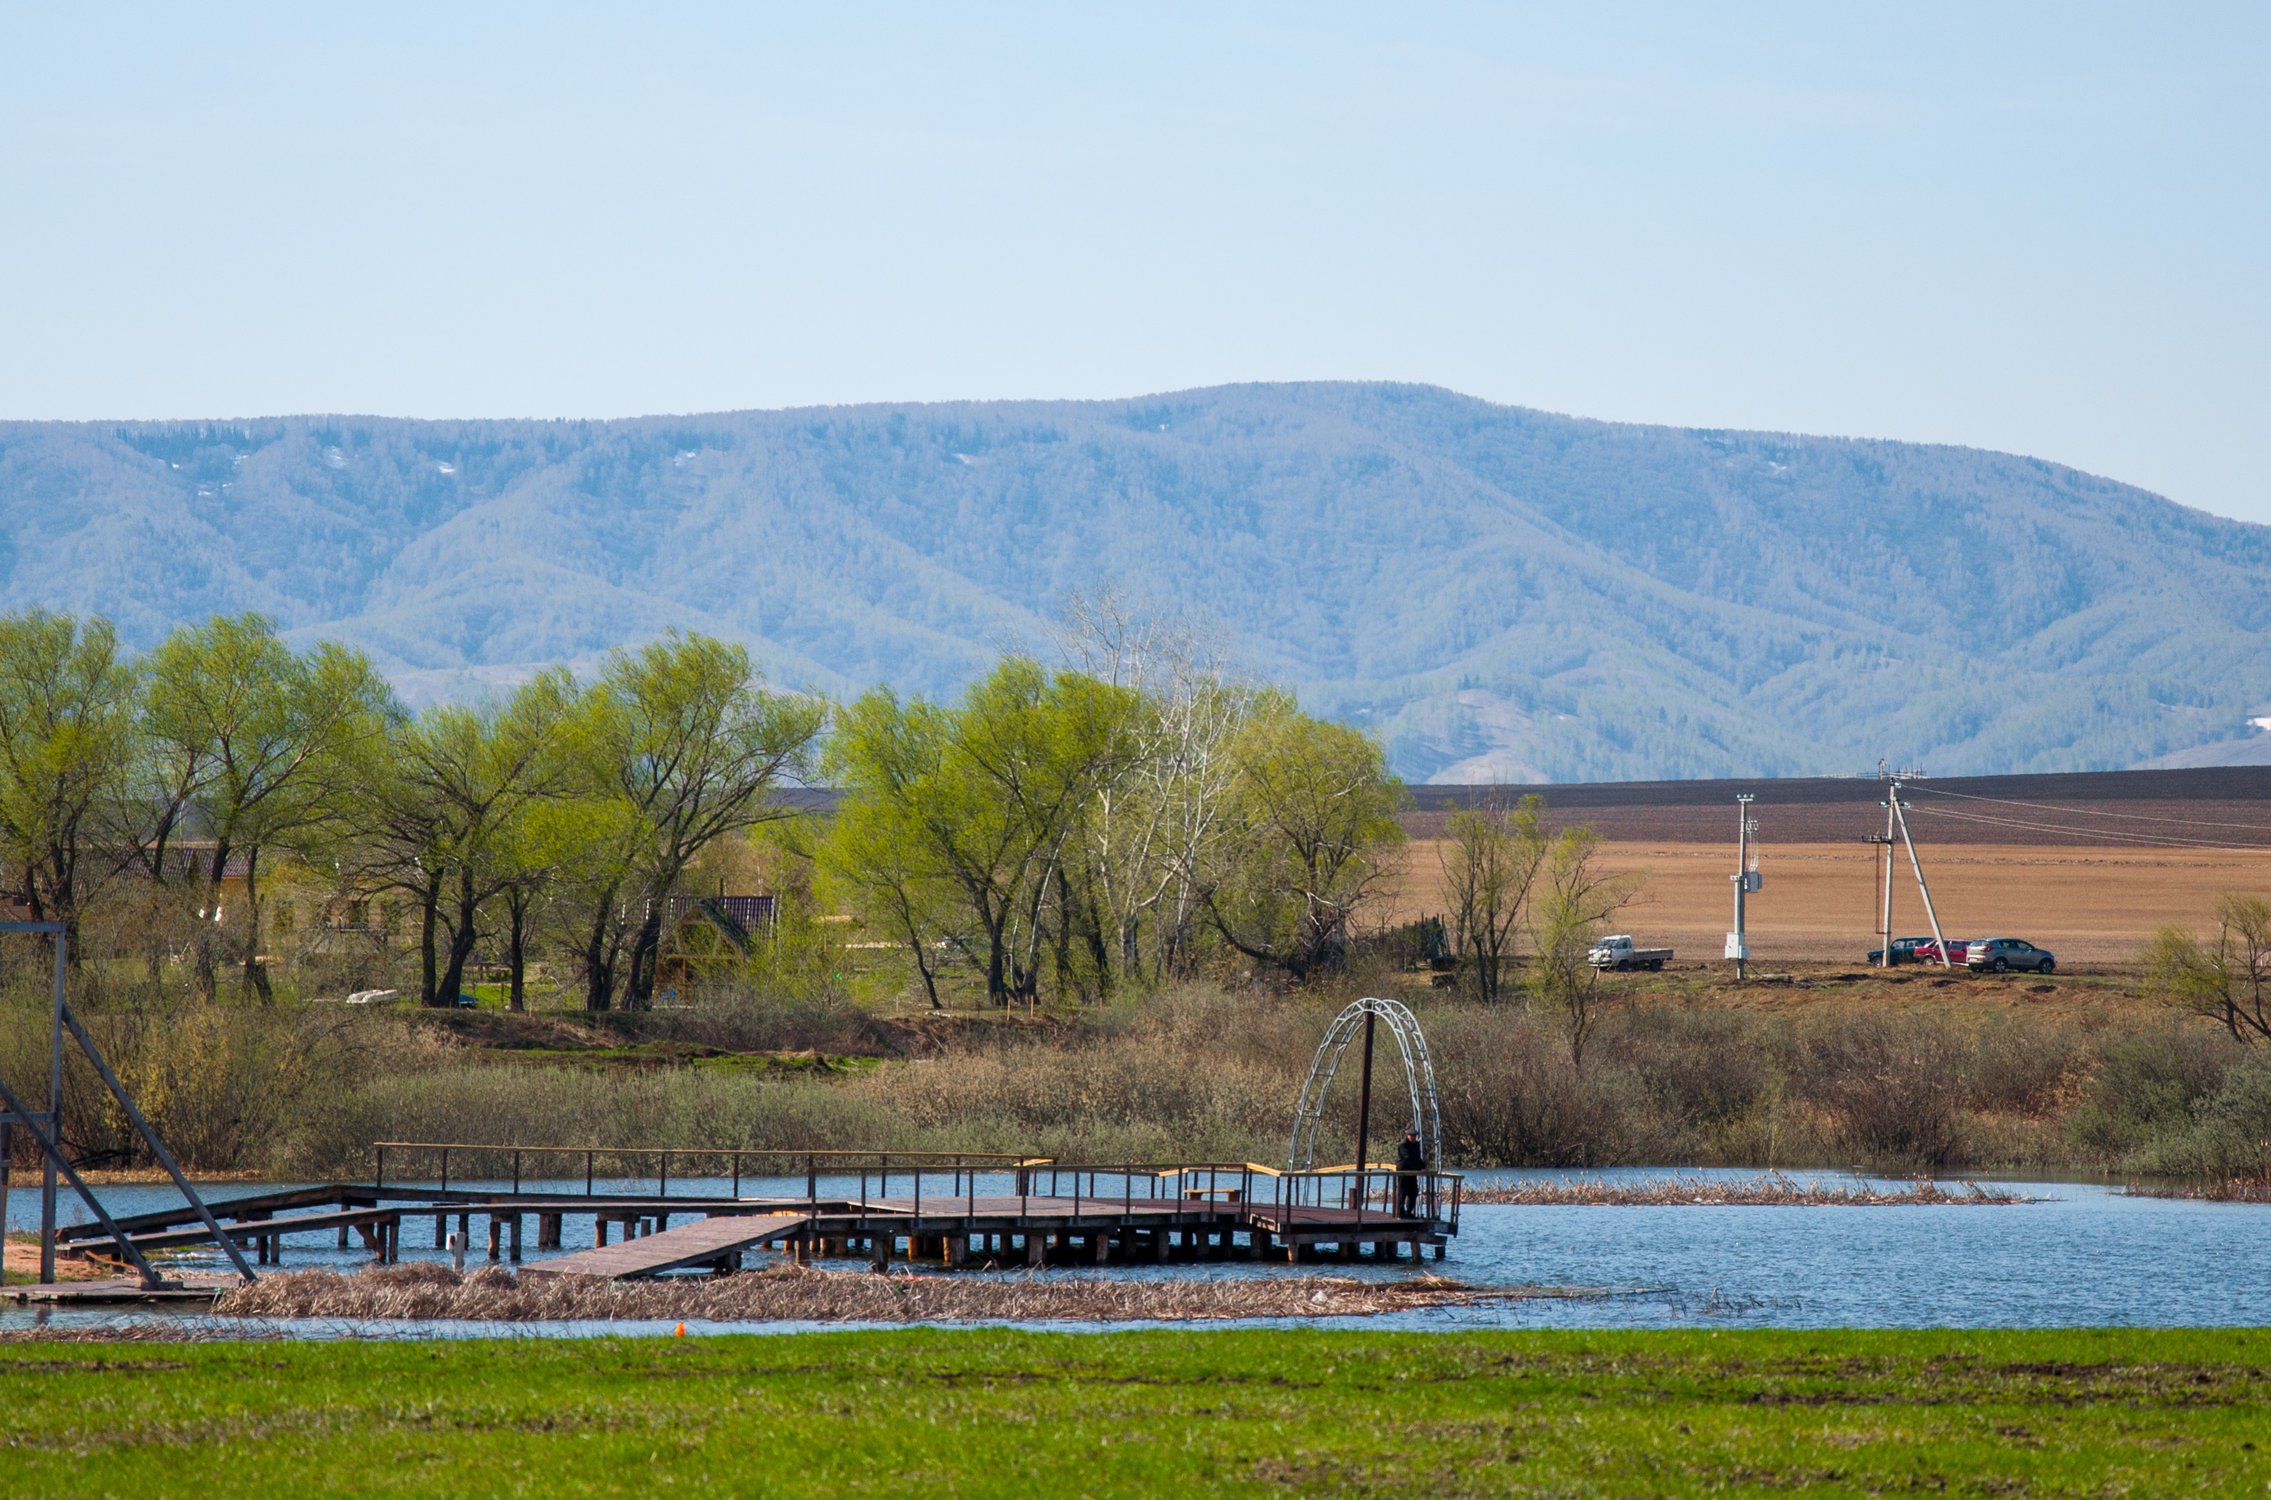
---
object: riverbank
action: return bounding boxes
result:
[5,1327,2265,1495]
[212,1263,1554,1322]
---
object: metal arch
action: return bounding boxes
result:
[1287,998,1443,1172]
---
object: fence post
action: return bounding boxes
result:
[440,1147,449,1194]
[512,1150,521,1195]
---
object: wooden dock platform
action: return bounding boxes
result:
[522,1213,812,1279]
[36,1146,1463,1287]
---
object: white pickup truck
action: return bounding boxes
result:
[1587,935,1672,972]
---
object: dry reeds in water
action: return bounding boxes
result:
[1462,1172,2026,1206]
[2133,1177,2271,1202]
[214,1262,1559,1323]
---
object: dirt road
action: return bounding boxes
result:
[1387,841,2271,967]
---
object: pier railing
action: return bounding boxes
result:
[372,1142,1033,1206]
[370,1141,1460,1230]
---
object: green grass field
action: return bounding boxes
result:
[4,1327,2267,1496]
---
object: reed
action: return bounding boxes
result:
[2133,1176,2271,1202]
[1460,1172,2027,1205]
[213,1262,1560,1323]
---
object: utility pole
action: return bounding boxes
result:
[1867,775,1898,968]
[1726,795,1759,979]
[1889,781,1953,968]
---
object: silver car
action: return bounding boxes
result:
[1965,937,2055,974]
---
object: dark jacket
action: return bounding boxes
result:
[1395,1137,1426,1172]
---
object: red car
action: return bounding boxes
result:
[1912,938,1971,965]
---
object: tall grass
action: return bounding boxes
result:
[8,976,2270,1181]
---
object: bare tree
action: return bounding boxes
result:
[1054,588,1253,986]
[1439,792,1549,1004]
[1524,826,1633,1065]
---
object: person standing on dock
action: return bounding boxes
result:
[1396,1129,1426,1219]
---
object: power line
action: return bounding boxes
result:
[1901,802,2269,850]
[1905,783,2271,835]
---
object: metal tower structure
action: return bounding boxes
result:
[1287,997,1442,1174]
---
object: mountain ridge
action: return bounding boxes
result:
[3,381,2265,782]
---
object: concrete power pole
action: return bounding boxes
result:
[1869,778,1898,968]
[1889,781,1953,968]
[1726,795,1759,979]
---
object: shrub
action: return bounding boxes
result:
[1795,1012,1973,1169]
[2064,1023,2234,1162]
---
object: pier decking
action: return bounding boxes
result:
[521,1213,813,1279]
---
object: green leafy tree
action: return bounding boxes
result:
[582,634,825,1011]
[140,615,396,1000]
[0,610,137,947]
[816,700,959,1008]
[823,661,1141,1009]
[1203,697,1403,980]
[2144,893,2271,1044]
[352,672,574,1007]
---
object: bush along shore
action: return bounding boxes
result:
[211,1263,1572,1323]
[1459,1173,2029,1206]
[12,968,2271,1184]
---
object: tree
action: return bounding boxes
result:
[1203,697,1403,980]
[1524,826,1632,1065]
[352,673,574,1007]
[822,660,1142,1009]
[1052,591,1256,987]
[538,789,649,1014]
[139,616,396,1000]
[0,610,136,948]
[1439,793,1550,1004]
[583,635,825,1011]
[2145,893,2271,1044]
[816,705,959,1008]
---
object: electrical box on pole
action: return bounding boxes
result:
[1726,795,1758,977]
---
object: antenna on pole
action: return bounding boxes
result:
[1726,794,1759,980]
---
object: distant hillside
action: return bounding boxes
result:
[4,382,2267,782]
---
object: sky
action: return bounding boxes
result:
[3,4,2266,524]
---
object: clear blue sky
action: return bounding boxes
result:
[4,4,2265,523]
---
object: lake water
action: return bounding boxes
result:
[8,1167,2267,1337]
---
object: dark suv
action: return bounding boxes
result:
[1965,937,2055,974]
[1866,936,1932,965]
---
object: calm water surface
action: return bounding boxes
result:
[8,1167,2266,1336]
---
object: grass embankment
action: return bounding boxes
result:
[4,1328,2267,1496]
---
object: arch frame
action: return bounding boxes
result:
[1286,997,1443,1173]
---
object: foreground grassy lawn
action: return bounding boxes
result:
[4,1327,2267,1496]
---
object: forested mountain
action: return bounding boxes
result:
[3,382,2266,782]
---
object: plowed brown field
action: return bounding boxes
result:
[1385,841,2271,968]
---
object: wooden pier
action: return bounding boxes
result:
[45,1144,1462,1285]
